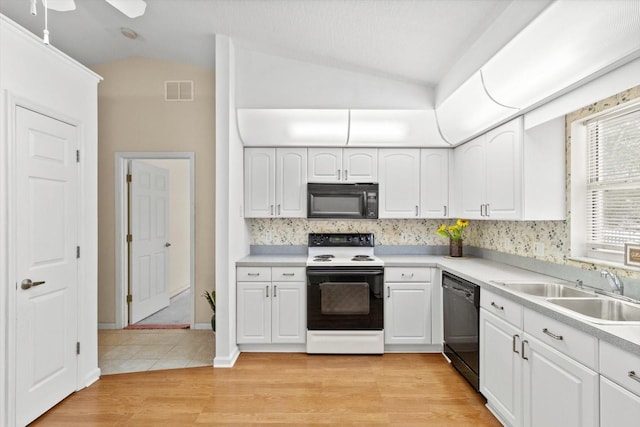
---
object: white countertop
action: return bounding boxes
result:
[236,253,640,353]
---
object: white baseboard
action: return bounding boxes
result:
[214,346,240,368]
[170,284,191,299]
[98,323,118,330]
[82,368,101,389]
[193,322,213,330]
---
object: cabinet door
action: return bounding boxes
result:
[276,148,307,217]
[600,376,640,427]
[343,148,378,182]
[522,335,599,427]
[378,149,421,218]
[244,148,276,217]
[271,282,306,344]
[420,149,450,218]
[237,282,272,344]
[453,137,485,219]
[384,283,431,345]
[485,119,522,220]
[480,309,523,427]
[308,148,342,182]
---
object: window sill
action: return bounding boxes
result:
[568,256,640,273]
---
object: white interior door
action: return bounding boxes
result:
[129,160,170,323]
[15,107,79,426]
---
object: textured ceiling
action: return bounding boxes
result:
[0,0,551,88]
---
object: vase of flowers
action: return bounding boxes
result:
[203,290,216,332]
[436,219,469,257]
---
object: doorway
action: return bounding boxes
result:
[114,152,195,329]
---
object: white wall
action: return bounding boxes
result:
[0,15,101,425]
[235,45,432,108]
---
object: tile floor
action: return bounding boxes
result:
[98,329,215,375]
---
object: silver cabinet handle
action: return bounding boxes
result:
[491,301,504,311]
[629,371,640,383]
[273,285,277,297]
[543,328,563,340]
[512,334,520,354]
[277,204,281,216]
[486,203,490,217]
[282,273,295,277]
[248,273,260,276]
[21,279,45,290]
[401,273,414,278]
[480,204,485,216]
[387,286,391,298]
[521,339,529,360]
[337,169,341,180]
[443,205,448,217]
[415,206,419,216]
[344,169,348,180]
[270,205,274,215]
[266,285,269,298]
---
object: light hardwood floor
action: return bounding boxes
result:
[32,353,500,426]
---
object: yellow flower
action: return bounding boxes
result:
[457,219,469,228]
[438,224,446,232]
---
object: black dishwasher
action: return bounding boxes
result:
[442,271,480,391]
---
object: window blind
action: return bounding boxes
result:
[586,107,640,254]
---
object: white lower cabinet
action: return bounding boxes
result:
[237,267,306,344]
[599,340,640,426]
[384,267,432,345]
[480,289,598,427]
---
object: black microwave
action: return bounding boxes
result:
[307,183,378,219]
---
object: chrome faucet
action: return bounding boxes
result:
[600,270,624,295]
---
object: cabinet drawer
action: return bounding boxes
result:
[524,308,598,370]
[272,267,306,282]
[237,267,271,282]
[480,289,523,329]
[600,340,640,396]
[385,267,431,283]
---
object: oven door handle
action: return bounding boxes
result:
[307,269,384,277]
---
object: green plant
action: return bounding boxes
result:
[436,219,469,242]
[203,290,216,314]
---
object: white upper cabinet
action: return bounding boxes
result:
[453,116,564,221]
[378,149,421,218]
[237,109,349,146]
[308,148,377,183]
[244,148,307,218]
[420,149,450,218]
[349,110,449,147]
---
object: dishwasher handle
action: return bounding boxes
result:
[442,282,477,305]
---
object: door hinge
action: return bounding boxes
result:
[76,150,80,163]
[76,342,80,355]
[126,173,132,183]
[76,246,80,259]
[126,234,132,243]
[126,294,133,304]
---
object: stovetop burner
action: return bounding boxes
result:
[352,255,374,261]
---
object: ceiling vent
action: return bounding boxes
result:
[165,80,194,101]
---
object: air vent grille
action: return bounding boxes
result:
[165,80,194,101]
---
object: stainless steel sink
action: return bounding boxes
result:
[499,282,596,298]
[546,298,640,323]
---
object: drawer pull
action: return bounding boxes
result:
[248,273,261,276]
[629,371,640,383]
[542,328,563,341]
[265,286,269,298]
[401,273,414,278]
[282,273,295,276]
[387,286,391,298]
[521,339,529,360]
[273,285,277,297]
[491,302,504,311]
[512,334,520,354]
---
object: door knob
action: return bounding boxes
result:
[165,242,171,247]
[21,279,46,290]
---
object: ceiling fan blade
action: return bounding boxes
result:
[104,0,147,18]
[42,0,76,12]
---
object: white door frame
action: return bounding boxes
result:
[2,94,91,427]
[114,152,195,329]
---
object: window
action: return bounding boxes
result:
[581,103,640,261]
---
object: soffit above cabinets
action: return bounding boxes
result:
[237,109,450,148]
[481,0,640,110]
